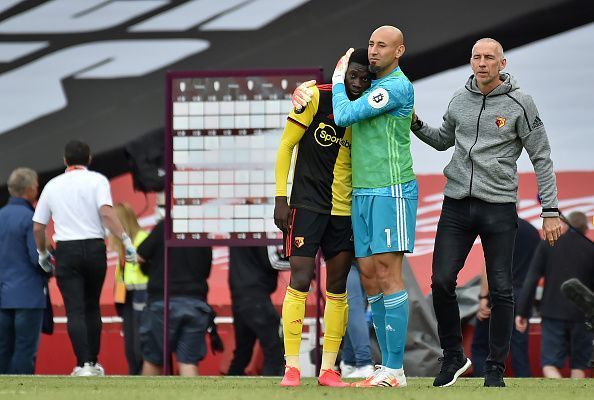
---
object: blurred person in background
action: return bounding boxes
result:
[340,263,374,379]
[137,217,212,376]
[33,140,137,377]
[471,216,540,377]
[227,247,284,376]
[0,168,49,374]
[110,203,149,375]
[516,211,594,378]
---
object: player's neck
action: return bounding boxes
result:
[376,62,398,79]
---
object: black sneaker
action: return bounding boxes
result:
[432,352,472,387]
[484,364,505,387]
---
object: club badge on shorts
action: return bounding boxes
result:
[294,237,305,248]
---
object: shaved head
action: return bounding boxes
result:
[372,25,404,46]
[368,25,406,77]
[473,38,504,59]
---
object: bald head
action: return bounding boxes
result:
[372,25,404,46]
[473,38,504,59]
[368,25,406,77]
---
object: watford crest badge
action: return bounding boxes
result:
[294,237,305,248]
[495,116,506,128]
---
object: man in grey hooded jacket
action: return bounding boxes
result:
[411,38,562,388]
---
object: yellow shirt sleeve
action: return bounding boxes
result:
[275,86,320,197]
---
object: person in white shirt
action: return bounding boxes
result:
[32,140,137,377]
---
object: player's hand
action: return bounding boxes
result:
[476,298,491,321]
[291,80,316,111]
[121,233,138,263]
[515,316,528,333]
[332,48,354,87]
[37,250,55,275]
[542,216,562,246]
[274,196,292,232]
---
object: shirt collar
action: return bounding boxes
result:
[65,165,88,172]
[8,196,34,210]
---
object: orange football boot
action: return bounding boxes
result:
[318,369,350,387]
[280,366,300,387]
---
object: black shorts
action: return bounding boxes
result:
[284,208,354,260]
[540,317,594,370]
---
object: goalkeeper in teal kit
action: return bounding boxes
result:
[294,25,417,387]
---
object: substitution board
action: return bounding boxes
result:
[165,68,323,246]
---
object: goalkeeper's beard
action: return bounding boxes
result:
[369,64,383,74]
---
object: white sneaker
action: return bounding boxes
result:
[93,363,105,376]
[71,362,98,377]
[351,365,385,387]
[375,367,407,388]
[349,364,376,378]
[339,361,356,378]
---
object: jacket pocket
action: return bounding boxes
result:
[495,156,517,182]
[443,150,467,182]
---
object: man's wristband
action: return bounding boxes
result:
[479,294,489,300]
[540,208,560,218]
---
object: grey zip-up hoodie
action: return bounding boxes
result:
[412,73,558,208]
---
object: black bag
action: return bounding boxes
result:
[42,287,54,335]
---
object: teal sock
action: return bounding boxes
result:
[368,293,387,365]
[384,290,409,369]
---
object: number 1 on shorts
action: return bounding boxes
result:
[385,228,392,248]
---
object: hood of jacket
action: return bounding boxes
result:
[464,72,518,97]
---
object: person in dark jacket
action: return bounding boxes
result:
[0,168,47,374]
[137,219,212,376]
[227,247,284,376]
[516,211,594,379]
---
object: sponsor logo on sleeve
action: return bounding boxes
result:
[367,88,389,109]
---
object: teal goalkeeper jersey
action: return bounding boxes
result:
[332,67,415,189]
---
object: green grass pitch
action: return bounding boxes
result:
[0,376,592,400]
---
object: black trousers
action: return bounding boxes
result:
[227,297,284,376]
[432,197,517,369]
[122,290,146,375]
[471,288,532,377]
[55,239,107,366]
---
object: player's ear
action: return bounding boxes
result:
[396,44,405,59]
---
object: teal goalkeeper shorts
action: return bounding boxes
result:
[352,184,417,258]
